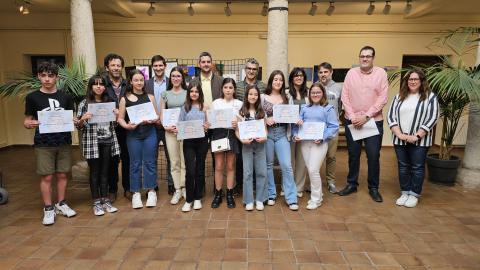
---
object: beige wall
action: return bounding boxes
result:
[0,13,478,147]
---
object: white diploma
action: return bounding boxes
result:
[273,104,300,123]
[87,102,116,123]
[176,120,205,140]
[297,122,325,140]
[348,118,380,141]
[162,108,181,127]
[207,108,234,129]
[126,102,158,125]
[238,119,267,140]
[37,110,74,134]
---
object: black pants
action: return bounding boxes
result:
[183,137,209,202]
[109,126,130,193]
[87,144,111,200]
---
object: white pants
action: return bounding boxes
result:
[165,131,185,190]
[300,141,328,204]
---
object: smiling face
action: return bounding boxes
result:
[199,56,212,74]
[152,60,165,79]
[407,72,421,93]
[247,88,259,105]
[245,63,259,81]
[309,86,324,105]
[190,86,199,101]
[131,73,145,92]
[292,72,304,87]
[222,82,235,100]
[359,49,374,70]
[318,67,332,85]
[170,71,183,88]
[272,74,284,91]
[106,58,123,80]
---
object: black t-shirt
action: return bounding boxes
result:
[24,90,74,146]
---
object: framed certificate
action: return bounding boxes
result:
[238,119,266,140]
[126,102,158,124]
[87,102,116,123]
[207,108,234,129]
[162,108,181,127]
[273,104,299,123]
[37,110,74,134]
[176,120,205,140]
[297,122,325,140]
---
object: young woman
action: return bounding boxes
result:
[236,85,268,211]
[210,78,243,209]
[117,69,159,209]
[288,68,309,197]
[179,82,210,212]
[76,75,120,216]
[293,82,339,210]
[262,70,299,211]
[387,68,439,208]
[161,67,188,205]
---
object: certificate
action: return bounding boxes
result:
[87,102,116,123]
[207,108,234,129]
[37,110,74,134]
[297,122,325,140]
[176,120,205,140]
[126,102,158,124]
[238,119,266,140]
[273,104,299,123]
[162,108,181,127]
[348,118,380,141]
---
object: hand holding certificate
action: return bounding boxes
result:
[126,102,158,124]
[207,108,234,129]
[238,119,266,140]
[176,120,205,140]
[297,122,325,140]
[273,104,299,123]
[162,108,181,127]
[38,110,74,134]
[87,102,116,123]
[348,118,380,141]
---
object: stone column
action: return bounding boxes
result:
[70,0,97,75]
[266,0,288,77]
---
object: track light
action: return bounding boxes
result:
[308,2,318,16]
[326,1,335,16]
[18,0,31,15]
[261,2,268,17]
[146,2,155,16]
[404,0,413,14]
[366,1,375,15]
[224,2,232,17]
[187,2,194,16]
[383,1,391,15]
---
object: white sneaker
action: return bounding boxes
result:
[132,192,143,209]
[55,202,77,217]
[42,208,56,225]
[256,201,264,211]
[181,202,192,212]
[93,203,105,216]
[267,198,276,206]
[146,190,157,207]
[245,203,254,211]
[289,203,299,211]
[170,190,182,205]
[297,192,303,198]
[404,195,418,208]
[103,201,118,213]
[306,200,321,210]
[193,200,202,210]
[181,187,186,200]
[395,194,409,206]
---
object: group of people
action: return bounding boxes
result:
[24,45,439,226]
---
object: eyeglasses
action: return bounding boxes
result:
[408,78,420,82]
[294,74,304,78]
[359,55,373,59]
[246,67,258,71]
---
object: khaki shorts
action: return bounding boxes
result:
[34,146,72,175]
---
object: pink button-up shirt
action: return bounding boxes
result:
[341,66,388,121]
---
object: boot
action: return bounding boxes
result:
[211,189,223,208]
[226,189,236,209]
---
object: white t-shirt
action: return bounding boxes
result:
[399,93,420,134]
[211,98,243,117]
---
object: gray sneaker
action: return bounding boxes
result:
[328,183,338,194]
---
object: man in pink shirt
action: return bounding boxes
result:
[338,46,388,202]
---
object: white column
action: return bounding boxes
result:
[70,0,97,75]
[267,0,288,77]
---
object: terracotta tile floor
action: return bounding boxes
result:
[0,146,479,270]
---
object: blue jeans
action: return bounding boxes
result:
[394,144,428,197]
[242,141,267,204]
[127,126,158,192]
[345,120,383,189]
[266,125,297,204]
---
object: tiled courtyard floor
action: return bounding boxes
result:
[0,146,479,270]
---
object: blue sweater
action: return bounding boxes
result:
[292,104,339,141]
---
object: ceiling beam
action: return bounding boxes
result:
[404,0,448,19]
[104,0,136,18]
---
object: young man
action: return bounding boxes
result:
[145,54,174,195]
[189,52,224,107]
[317,62,342,194]
[24,62,77,225]
[104,53,130,200]
[236,58,266,101]
[338,46,388,202]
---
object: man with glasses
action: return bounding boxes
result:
[236,58,266,101]
[338,46,388,202]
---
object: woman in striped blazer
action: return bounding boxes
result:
[387,68,439,208]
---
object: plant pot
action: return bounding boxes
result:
[426,154,461,186]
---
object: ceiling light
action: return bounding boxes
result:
[146,2,155,16]
[18,0,31,15]
[326,1,335,16]
[383,1,391,15]
[224,2,232,17]
[366,1,375,15]
[187,2,194,16]
[261,2,268,17]
[21,6,29,15]
[404,0,413,14]
[308,2,318,16]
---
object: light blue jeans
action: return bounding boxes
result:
[242,141,267,204]
[266,125,298,204]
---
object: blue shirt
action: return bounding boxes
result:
[153,76,168,110]
[292,104,339,141]
[179,105,206,122]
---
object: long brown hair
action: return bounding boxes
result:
[264,70,288,104]
[399,68,430,101]
[239,84,265,119]
[184,81,204,113]
[126,69,146,95]
[307,82,328,106]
